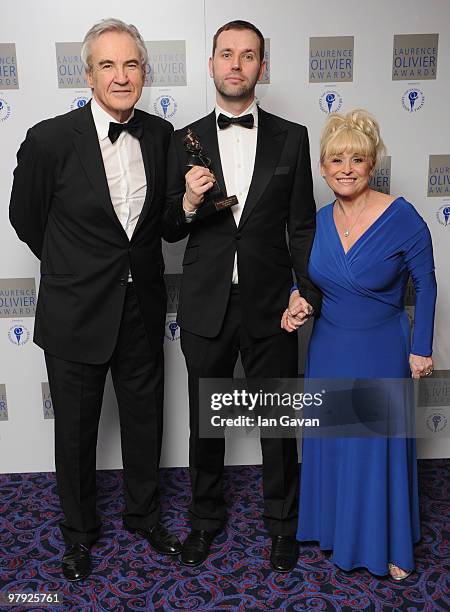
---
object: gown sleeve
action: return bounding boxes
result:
[404,224,437,356]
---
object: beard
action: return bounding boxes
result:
[213,73,259,101]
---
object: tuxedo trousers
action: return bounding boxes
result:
[44,283,164,545]
[181,286,299,536]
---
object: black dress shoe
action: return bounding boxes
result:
[181,529,218,566]
[270,535,299,573]
[125,522,181,555]
[62,543,91,581]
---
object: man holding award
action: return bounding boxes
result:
[163,20,320,571]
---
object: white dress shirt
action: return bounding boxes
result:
[91,98,147,281]
[91,98,146,238]
[215,100,258,284]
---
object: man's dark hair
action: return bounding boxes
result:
[212,20,265,62]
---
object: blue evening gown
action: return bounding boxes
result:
[297,197,437,575]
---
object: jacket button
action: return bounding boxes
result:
[236,233,241,240]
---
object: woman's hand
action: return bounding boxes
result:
[409,354,433,379]
[281,290,314,332]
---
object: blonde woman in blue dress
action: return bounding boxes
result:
[282,109,437,580]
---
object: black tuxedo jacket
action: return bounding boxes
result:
[162,107,320,339]
[10,101,173,364]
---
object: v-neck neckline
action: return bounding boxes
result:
[331,197,401,256]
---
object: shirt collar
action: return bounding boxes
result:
[90,97,135,141]
[215,99,258,128]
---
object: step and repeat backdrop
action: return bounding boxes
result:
[1,0,449,472]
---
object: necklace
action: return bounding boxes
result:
[336,199,369,238]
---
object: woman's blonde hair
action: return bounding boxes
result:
[320,109,386,166]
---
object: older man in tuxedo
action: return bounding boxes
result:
[163,20,320,572]
[10,18,181,581]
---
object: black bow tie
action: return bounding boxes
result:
[217,113,254,130]
[108,116,143,143]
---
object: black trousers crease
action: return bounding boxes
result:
[45,284,164,544]
[181,288,299,536]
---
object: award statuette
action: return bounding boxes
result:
[183,128,238,213]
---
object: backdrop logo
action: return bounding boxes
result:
[418,374,450,407]
[8,321,30,346]
[165,316,180,342]
[309,36,353,83]
[0,278,36,318]
[164,274,182,314]
[436,204,450,227]
[145,41,186,87]
[0,97,11,122]
[0,43,19,89]
[401,88,424,113]
[426,413,448,433]
[258,38,270,84]
[154,94,178,120]
[41,382,54,419]
[319,90,343,114]
[0,384,8,421]
[428,155,450,197]
[55,42,87,89]
[71,94,90,111]
[369,156,391,194]
[392,33,438,80]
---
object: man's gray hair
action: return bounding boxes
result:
[81,18,148,71]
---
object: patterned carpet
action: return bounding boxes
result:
[0,460,448,611]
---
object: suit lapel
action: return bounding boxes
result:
[193,110,236,228]
[197,110,227,196]
[72,102,125,233]
[132,111,156,236]
[238,107,287,229]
